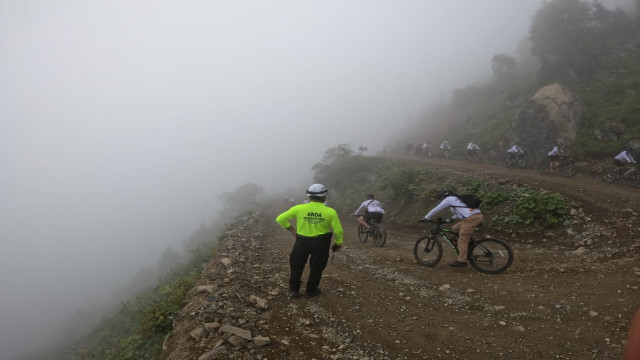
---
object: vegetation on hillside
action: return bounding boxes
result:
[313,145,576,228]
[66,183,266,360]
[395,0,640,161]
[68,245,211,360]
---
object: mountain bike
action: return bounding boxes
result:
[419,147,432,158]
[601,164,640,187]
[467,150,479,162]
[413,217,513,274]
[537,156,575,177]
[504,154,528,169]
[357,217,387,247]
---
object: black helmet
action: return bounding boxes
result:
[436,189,455,199]
[366,193,375,199]
[626,145,633,152]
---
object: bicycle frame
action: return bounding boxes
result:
[539,156,575,176]
[432,227,459,251]
[621,166,637,178]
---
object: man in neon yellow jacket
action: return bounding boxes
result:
[276,184,344,298]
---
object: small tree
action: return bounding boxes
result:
[529,0,597,77]
[491,53,517,80]
[219,183,265,218]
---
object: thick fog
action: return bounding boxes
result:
[5,0,631,358]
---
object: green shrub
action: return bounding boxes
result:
[481,190,509,210]
[139,277,196,338]
[493,187,573,226]
[380,164,431,200]
[70,245,213,360]
[461,177,485,194]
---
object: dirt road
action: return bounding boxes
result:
[162,158,640,360]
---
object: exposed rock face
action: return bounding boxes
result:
[508,84,584,161]
[531,84,584,144]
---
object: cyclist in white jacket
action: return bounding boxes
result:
[354,194,385,229]
[421,190,483,268]
[614,146,637,178]
[547,143,566,161]
[467,142,480,160]
[507,144,524,159]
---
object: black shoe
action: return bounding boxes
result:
[305,288,322,298]
[289,290,300,298]
[449,261,467,268]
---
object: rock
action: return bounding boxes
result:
[252,335,271,347]
[248,295,267,309]
[196,285,217,294]
[220,258,232,267]
[190,326,205,339]
[571,247,588,255]
[531,84,584,142]
[204,322,221,331]
[226,335,244,347]
[197,345,227,360]
[219,324,252,340]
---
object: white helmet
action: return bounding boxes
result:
[306,184,328,197]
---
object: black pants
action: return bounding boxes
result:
[364,212,383,224]
[289,233,332,293]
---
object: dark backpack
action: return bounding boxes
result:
[455,194,482,209]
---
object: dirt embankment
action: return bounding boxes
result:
[161,159,640,360]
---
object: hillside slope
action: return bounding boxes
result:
[160,158,640,360]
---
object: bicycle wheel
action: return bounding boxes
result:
[413,235,442,267]
[357,224,368,243]
[537,160,550,174]
[503,158,513,168]
[601,165,617,183]
[371,224,387,247]
[468,238,513,274]
[630,172,640,188]
[561,162,575,177]
[516,157,528,169]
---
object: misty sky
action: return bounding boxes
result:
[7,0,633,358]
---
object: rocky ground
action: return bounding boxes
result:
[160,159,640,360]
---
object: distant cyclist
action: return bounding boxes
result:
[466,142,480,160]
[507,144,525,161]
[421,141,431,158]
[354,194,385,230]
[440,141,451,157]
[547,142,567,170]
[614,146,637,179]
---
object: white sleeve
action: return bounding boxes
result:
[425,198,453,219]
[354,201,367,215]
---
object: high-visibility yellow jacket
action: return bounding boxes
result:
[276,201,344,244]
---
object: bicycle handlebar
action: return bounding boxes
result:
[418,217,448,225]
